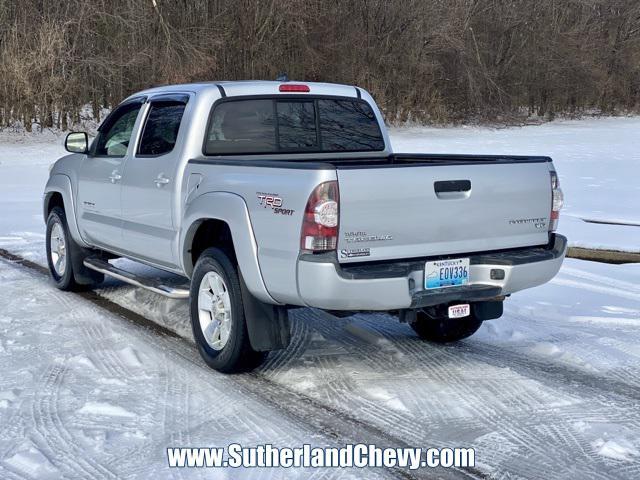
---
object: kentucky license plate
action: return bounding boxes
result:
[425,258,470,289]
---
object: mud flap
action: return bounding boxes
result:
[239,273,291,352]
[472,300,503,321]
[67,233,104,285]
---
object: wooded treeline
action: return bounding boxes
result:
[1,0,640,130]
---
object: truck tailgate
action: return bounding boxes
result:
[336,158,552,263]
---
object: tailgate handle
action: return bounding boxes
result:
[434,180,471,199]
[434,180,471,193]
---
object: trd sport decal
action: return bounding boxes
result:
[256,192,295,216]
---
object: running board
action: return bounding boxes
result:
[83,257,190,299]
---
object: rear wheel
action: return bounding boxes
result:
[189,247,267,373]
[410,309,483,343]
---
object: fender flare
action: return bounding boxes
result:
[180,191,277,305]
[43,174,89,248]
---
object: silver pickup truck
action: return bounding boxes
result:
[44,80,566,372]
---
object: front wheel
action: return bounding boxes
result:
[410,309,483,343]
[189,247,267,373]
[46,207,79,290]
[46,206,104,291]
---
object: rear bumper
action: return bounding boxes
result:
[296,234,567,311]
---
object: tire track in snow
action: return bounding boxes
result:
[0,464,28,480]
[46,287,76,311]
[486,310,640,399]
[30,364,118,479]
[259,312,312,378]
[334,317,544,435]
[561,266,640,294]
[550,277,639,302]
[499,306,640,384]
[141,330,420,478]
[446,337,640,477]
[78,324,130,380]
[470,337,640,402]
[278,313,510,467]
[166,380,189,480]
[274,313,452,437]
[307,312,617,480]
[312,312,494,423]
[149,335,439,478]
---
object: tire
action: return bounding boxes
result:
[410,309,483,343]
[189,247,267,373]
[46,206,103,291]
[46,207,79,290]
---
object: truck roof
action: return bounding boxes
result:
[132,80,361,100]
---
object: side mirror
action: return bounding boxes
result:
[65,132,88,154]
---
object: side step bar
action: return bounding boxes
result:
[83,257,190,299]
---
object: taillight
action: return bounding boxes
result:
[279,84,310,92]
[301,181,339,252]
[549,171,564,232]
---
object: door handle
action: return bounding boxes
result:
[109,170,122,183]
[154,174,170,187]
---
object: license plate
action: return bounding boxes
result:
[448,304,470,318]
[425,258,470,289]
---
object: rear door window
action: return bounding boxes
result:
[204,97,384,155]
[138,102,187,156]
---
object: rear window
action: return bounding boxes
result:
[204,97,384,155]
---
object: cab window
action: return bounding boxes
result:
[204,97,384,155]
[205,100,276,154]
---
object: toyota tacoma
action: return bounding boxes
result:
[44,80,566,372]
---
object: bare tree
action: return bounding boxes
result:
[1,0,639,129]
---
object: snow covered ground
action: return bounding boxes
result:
[2,254,640,479]
[1,118,639,479]
[87,257,640,479]
[1,262,377,480]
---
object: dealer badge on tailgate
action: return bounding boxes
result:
[425,258,470,289]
